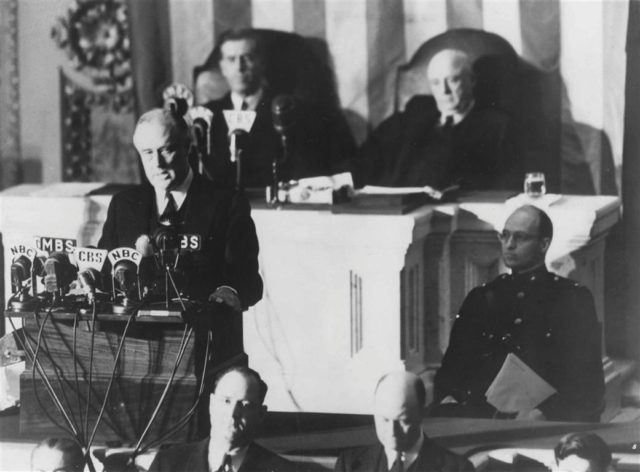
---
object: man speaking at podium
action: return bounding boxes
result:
[98,107,262,371]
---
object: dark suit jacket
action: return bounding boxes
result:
[334,437,474,472]
[98,174,263,365]
[204,92,355,188]
[148,438,294,472]
[354,96,518,191]
[433,266,604,422]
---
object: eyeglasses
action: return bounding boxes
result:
[497,230,539,244]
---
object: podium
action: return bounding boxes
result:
[6,309,202,443]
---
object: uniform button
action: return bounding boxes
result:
[530,275,536,281]
[517,291,525,299]
[514,318,522,325]
[488,334,494,340]
[546,332,552,338]
[455,313,460,319]
[554,276,559,281]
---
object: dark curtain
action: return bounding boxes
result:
[623,0,640,363]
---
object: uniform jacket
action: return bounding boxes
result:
[98,174,263,365]
[334,436,474,472]
[433,266,604,422]
[354,95,518,191]
[148,438,295,472]
[204,92,356,188]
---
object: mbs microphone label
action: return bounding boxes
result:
[35,236,77,253]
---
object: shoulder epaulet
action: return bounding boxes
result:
[549,272,583,289]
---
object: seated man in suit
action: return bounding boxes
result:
[149,366,293,472]
[99,107,262,374]
[335,371,473,472]
[355,49,515,191]
[204,28,356,190]
[432,205,604,422]
[554,433,612,472]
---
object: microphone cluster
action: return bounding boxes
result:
[7,230,201,314]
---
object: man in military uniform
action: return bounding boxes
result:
[431,205,604,422]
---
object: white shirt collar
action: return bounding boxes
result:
[208,442,249,472]
[383,432,425,471]
[440,100,475,126]
[230,88,264,111]
[155,168,193,216]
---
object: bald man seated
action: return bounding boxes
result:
[335,371,474,472]
[354,49,516,191]
[432,205,604,422]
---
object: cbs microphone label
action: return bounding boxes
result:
[35,236,77,253]
[223,110,256,132]
[108,248,142,266]
[180,234,201,251]
[75,247,108,271]
[10,244,37,260]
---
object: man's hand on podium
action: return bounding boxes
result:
[209,286,241,313]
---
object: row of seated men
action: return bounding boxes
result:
[31,370,615,472]
[198,28,519,191]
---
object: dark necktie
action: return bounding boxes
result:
[443,115,454,130]
[240,100,249,111]
[390,452,404,472]
[216,454,233,472]
[159,192,178,226]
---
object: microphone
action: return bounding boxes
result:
[113,260,138,300]
[43,252,78,294]
[136,235,157,296]
[229,128,249,164]
[271,94,297,138]
[152,226,179,253]
[10,256,31,294]
[162,83,194,116]
[188,106,213,155]
[77,268,103,303]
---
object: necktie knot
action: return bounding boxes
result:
[240,100,249,111]
[159,192,178,226]
[216,454,233,472]
[391,452,404,472]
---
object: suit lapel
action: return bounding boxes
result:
[411,436,444,472]
[356,444,387,472]
[182,438,210,472]
[181,174,219,238]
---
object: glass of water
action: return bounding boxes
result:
[524,172,546,198]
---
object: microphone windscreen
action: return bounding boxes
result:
[44,252,77,293]
[153,226,179,252]
[164,97,189,118]
[78,268,103,294]
[114,260,137,295]
[135,234,153,257]
[10,256,31,292]
[271,94,296,134]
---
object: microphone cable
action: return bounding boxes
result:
[72,309,85,440]
[139,330,211,454]
[131,323,194,457]
[85,306,137,453]
[84,299,97,441]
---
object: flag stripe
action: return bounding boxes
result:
[483,0,522,55]
[293,0,326,39]
[325,0,368,120]
[213,0,252,39]
[366,0,406,126]
[252,0,294,31]
[403,0,448,60]
[169,0,215,86]
[447,0,483,30]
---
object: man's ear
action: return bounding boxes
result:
[540,237,551,253]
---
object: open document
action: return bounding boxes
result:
[485,353,557,414]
